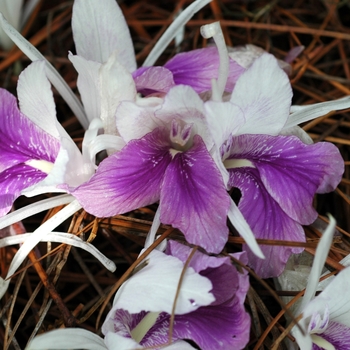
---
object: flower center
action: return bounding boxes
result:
[169,119,193,156]
[130,311,161,343]
[224,158,254,169]
[25,159,54,174]
[311,334,335,350]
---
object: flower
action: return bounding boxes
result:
[0,60,96,216]
[205,52,344,278]
[281,217,350,350]
[27,240,250,350]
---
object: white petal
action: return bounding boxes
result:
[99,52,137,136]
[299,216,336,312]
[227,199,264,259]
[72,0,136,71]
[0,0,22,49]
[287,96,350,128]
[69,53,102,123]
[26,329,107,350]
[205,100,245,148]
[112,249,214,315]
[21,0,40,27]
[104,332,141,350]
[17,61,59,139]
[0,277,10,299]
[143,0,212,66]
[231,53,292,135]
[6,200,82,279]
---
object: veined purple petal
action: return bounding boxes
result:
[132,66,175,95]
[160,135,230,254]
[0,89,59,170]
[0,164,46,216]
[164,47,245,94]
[313,321,350,349]
[71,128,172,217]
[229,167,304,278]
[228,134,343,225]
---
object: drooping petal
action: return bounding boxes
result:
[228,134,343,225]
[27,328,107,350]
[229,167,304,278]
[0,164,46,216]
[72,0,136,71]
[71,128,172,217]
[164,47,245,93]
[231,53,292,136]
[69,53,101,123]
[160,135,230,254]
[132,66,175,95]
[109,249,214,315]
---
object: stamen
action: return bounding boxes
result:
[224,159,255,169]
[311,335,335,350]
[25,159,54,174]
[200,21,229,101]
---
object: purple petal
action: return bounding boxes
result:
[314,321,350,350]
[164,47,245,94]
[160,135,230,254]
[71,128,172,217]
[0,164,46,216]
[132,66,175,95]
[228,134,343,225]
[229,167,304,278]
[0,89,59,170]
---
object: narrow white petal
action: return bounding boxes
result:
[6,200,82,279]
[287,96,350,128]
[299,216,336,311]
[143,0,212,67]
[227,199,264,259]
[27,328,107,350]
[21,0,40,27]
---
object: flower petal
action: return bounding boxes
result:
[160,135,230,254]
[132,66,175,95]
[231,53,292,135]
[164,47,245,93]
[229,167,304,278]
[109,249,214,315]
[318,321,350,349]
[69,53,101,123]
[27,328,107,350]
[71,128,172,217]
[0,164,46,216]
[72,0,136,71]
[228,134,343,225]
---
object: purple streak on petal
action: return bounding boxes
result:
[228,134,343,225]
[229,167,304,278]
[71,128,172,217]
[160,135,230,254]
[0,89,59,171]
[315,321,350,349]
[0,164,47,216]
[164,47,245,93]
[132,66,175,95]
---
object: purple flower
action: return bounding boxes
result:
[102,241,250,350]
[71,84,231,254]
[0,60,98,217]
[205,53,344,278]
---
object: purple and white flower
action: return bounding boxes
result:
[205,52,344,278]
[27,240,250,350]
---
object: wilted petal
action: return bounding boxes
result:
[27,328,107,350]
[71,128,172,217]
[228,134,343,225]
[72,0,136,71]
[160,135,230,254]
[164,47,245,93]
[132,66,175,95]
[230,167,304,277]
[231,53,292,136]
